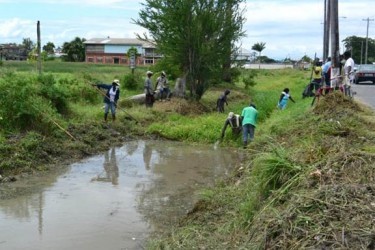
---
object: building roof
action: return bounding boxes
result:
[84,38,155,48]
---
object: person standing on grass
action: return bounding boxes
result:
[322,57,332,87]
[144,71,154,108]
[343,51,355,97]
[312,60,323,92]
[216,89,230,113]
[277,88,296,110]
[93,79,120,122]
[241,103,258,148]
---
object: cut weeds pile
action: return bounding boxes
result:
[150,91,375,249]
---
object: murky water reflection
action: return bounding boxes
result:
[0,140,242,250]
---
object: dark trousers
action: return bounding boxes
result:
[242,124,255,145]
[145,94,154,108]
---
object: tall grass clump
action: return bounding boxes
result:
[0,74,66,133]
[122,71,145,91]
[38,74,70,115]
[239,145,305,225]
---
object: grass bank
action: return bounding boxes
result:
[148,90,375,249]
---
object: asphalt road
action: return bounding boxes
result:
[352,82,375,109]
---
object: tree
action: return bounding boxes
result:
[127,47,138,57]
[43,42,55,55]
[61,37,86,62]
[342,35,375,64]
[134,0,246,100]
[221,0,246,83]
[22,38,34,51]
[251,42,266,61]
[301,55,312,63]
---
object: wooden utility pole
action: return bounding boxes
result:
[329,0,340,88]
[363,17,374,64]
[323,0,330,62]
[37,20,42,75]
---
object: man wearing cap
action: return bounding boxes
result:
[94,79,120,122]
[144,71,154,107]
[155,71,170,101]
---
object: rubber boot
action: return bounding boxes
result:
[112,114,116,122]
[104,113,108,122]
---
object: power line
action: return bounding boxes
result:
[362,17,374,64]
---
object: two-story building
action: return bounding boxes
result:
[84,38,162,65]
[0,43,28,61]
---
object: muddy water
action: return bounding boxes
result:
[0,140,243,250]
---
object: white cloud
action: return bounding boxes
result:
[0,18,35,40]
[242,0,375,60]
[1,0,374,60]
[15,0,143,7]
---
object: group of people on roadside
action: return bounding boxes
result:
[306,50,355,98]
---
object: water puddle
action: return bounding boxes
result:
[0,140,243,250]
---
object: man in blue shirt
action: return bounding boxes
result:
[241,103,258,148]
[94,79,120,122]
[322,57,332,87]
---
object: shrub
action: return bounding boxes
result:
[243,70,257,89]
[122,74,138,90]
[38,74,70,115]
[0,74,64,133]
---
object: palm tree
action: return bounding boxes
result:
[252,42,266,67]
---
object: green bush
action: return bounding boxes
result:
[122,74,138,90]
[230,67,242,83]
[0,74,64,133]
[243,70,257,89]
[38,74,70,115]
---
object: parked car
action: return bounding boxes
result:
[354,64,375,84]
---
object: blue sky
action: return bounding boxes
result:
[0,0,374,60]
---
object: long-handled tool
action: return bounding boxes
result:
[31,104,77,141]
[86,81,139,123]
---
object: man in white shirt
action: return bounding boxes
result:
[343,51,355,97]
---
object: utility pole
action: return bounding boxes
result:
[330,0,340,89]
[37,20,42,75]
[363,17,374,64]
[323,0,330,62]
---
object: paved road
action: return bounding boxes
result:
[352,83,375,109]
